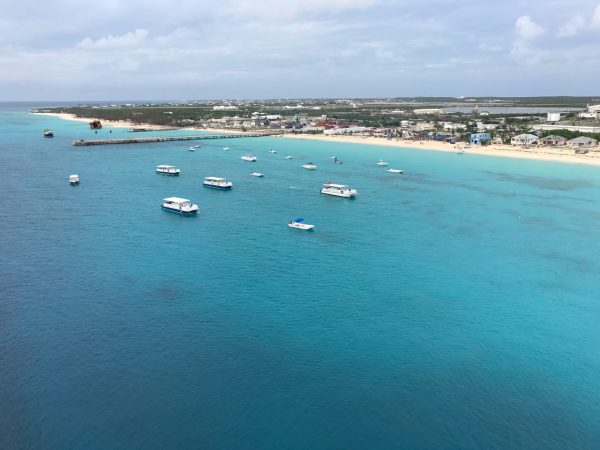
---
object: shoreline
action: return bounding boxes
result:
[34,112,600,166]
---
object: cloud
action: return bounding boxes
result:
[557,15,586,37]
[77,29,148,50]
[593,4,600,28]
[514,15,545,40]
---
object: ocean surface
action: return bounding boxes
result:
[1,104,600,449]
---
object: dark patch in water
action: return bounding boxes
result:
[484,171,595,191]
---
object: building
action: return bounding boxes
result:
[532,124,600,133]
[567,136,598,149]
[547,113,561,122]
[588,105,600,113]
[511,133,539,146]
[413,108,443,115]
[538,135,567,146]
[470,133,492,145]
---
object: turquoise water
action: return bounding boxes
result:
[1,105,600,449]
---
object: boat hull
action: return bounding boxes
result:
[161,206,197,215]
[320,189,356,198]
[203,183,232,190]
[156,171,180,176]
[288,223,315,230]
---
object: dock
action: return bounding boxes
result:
[72,132,279,146]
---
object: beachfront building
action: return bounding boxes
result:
[470,133,492,145]
[567,136,598,150]
[511,133,539,146]
[538,135,567,146]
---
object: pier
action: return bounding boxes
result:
[72,132,279,146]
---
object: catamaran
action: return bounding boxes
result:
[320,182,358,198]
[156,165,181,176]
[161,197,198,215]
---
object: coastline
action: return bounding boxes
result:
[34,111,600,166]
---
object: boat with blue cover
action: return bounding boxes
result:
[288,218,315,230]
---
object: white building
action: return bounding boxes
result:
[568,136,598,149]
[511,133,539,146]
[547,113,561,122]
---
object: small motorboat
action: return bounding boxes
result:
[302,162,317,170]
[250,172,264,177]
[377,160,389,166]
[203,177,233,190]
[188,146,195,151]
[156,165,181,176]
[288,218,314,231]
[69,174,79,185]
[284,155,293,159]
[44,129,54,138]
[241,155,257,162]
[387,168,404,174]
[161,197,198,215]
[269,149,277,154]
[223,147,230,151]
[334,158,343,165]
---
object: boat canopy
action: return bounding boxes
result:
[205,177,226,181]
[295,218,304,222]
[323,183,348,188]
[163,197,190,203]
[157,165,175,169]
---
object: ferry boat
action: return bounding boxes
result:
[250,172,264,177]
[241,155,257,162]
[386,168,404,174]
[320,182,358,198]
[377,160,389,166]
[161,197,198,215]
[302,162,317,170]
[156,165,181,176]
[44,129,54,138]
[203,177,233,190]
[69,174,79,185]
[288,218,315,231]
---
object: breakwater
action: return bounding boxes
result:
[73,132,278,146]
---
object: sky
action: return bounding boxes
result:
[1,0,600,100]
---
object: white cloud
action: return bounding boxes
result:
[77,29,148,50]
[557,15,586,37]
[592,4,600,28]
[515,15,545,40]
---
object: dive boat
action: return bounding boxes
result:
[320,182,358,198]
[156,165,181,176]
[377,160,389,166]
[288,218,315,231]
[241,155,257,162]
[302,162,317,170]
[386,168,404,174]
[250,172,264,177]
[161,197,198,215]
[203,177,233,190]
[44,129,54,138]
[69,174,79,185]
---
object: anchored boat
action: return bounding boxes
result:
[320,182,358,198]
[288,218,315,231]
[203,177,233,190]
[69,174,79,185]
[241,155,257,162]
[156,165,181,176]
[161,197,198,215]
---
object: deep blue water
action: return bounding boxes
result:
[1,106,600,449]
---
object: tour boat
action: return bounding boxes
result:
[156,165,181,176]
[44,129,54,138]
[320,182,358,198]
[302,162,317,170]
[241,155,257,162]
[69,174,79,185]
[386,168,404,174]
[285,155,293,159]
[161,197,198,215]
[250,172,264,177]
[377,160,389,166]
[288,218,315,231]
[203,177,233,190]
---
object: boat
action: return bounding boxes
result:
[193,144,201,149]
[320,182,358,198]
[43,129,54,138]
[387,168,404,174]
[241,155,257,162]
[377,160,389,166]
[288,218,315,231]
[203,177,233,190]
[250,172,264,177]
[334,157,343,164]
[156,165,181,176]
[161,197,198,215]
[223,147,230,151]
[302,162,317,170]
[69,174,79,185]
[285,155,293,159]
[188,146,195,151]
[269,149,277,154]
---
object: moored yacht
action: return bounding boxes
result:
[156,165,181,176]
[288,218,315,230]
[241,155,257,162]
[69,174,79,185]
[320,182,358,198]
[302,162,317,170]
[203,177,233,190]
[44,129,54,138]
[161,197,198,215]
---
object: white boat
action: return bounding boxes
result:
[288,218,315,231]
[387,168,404,174]
[223,147,230,151]
[188,146,195,151]
[250,172,264,177]
[302,162,317,170]
[269,149,277,154]
[203,177,232,190]
[44,129,54,138]
[156,165,181,176]
[69,174,79,185]
[241,155,257,162]
[161,197,198,215]
[285,155,293,159]
[377,160,389,166]
[320,182,358,198]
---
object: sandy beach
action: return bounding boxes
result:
[34,112,600,166]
